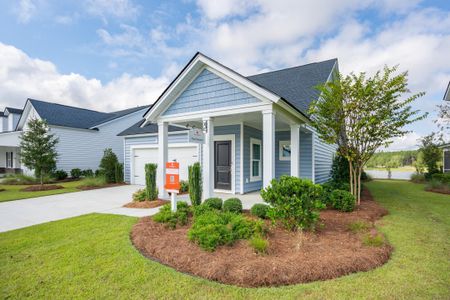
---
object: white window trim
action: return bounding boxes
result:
[250,138,262,182]
[279,140,291,161]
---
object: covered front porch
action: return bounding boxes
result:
[0,131,23,177]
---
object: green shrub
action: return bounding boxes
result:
[261,176,325,231]
[70,168,82,179]
[250,203,269,219]
[114,162,124,183]
[81,169,94,177]
[410,173,426,183]
[53,170,68,180]
[145,163,158,200]
[188,162,202,205]
[250,235,269,254]
[2,174,37,185]
[99,148,119,183]
[191,203,215,217]
[223,198,242,214]
[348,221,370,233]
[132,189,147,202]
[431,173,450,184]
[203,197,223,210]
[180,180,189,193]
[94,169,103,177]
[153,202,189,229]
[330,189,355,212]
[425,179,450,193]
[78,176,107,188]
[363,233,384,247]
[188,210,262,251]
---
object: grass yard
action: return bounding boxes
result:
[0,179,104,202]
[0,180,449,299]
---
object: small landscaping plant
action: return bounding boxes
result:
[223,198,242,214]
[153,202,189,229]
[330,189,356,212]
[70,168,82,179]
[132,189,147,202]
[180,180,189,193]
[99,148,119,183]
[261,176,325,231]
[115,163,124,183]
[410,173,426,183]
[191,202,216,217]
[363,233,384,247]
[348,221,370,233]
[78,175,107,188]
[203,197,223,210]
[249,235,269,254]
[53,170,68,180]
[250,203,269,219]
[145,163,158,200]
[188,162,202,205]
[2,174,38,185]
[81,169,94,177]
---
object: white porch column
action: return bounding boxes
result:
[290,124,300,177]
[202,117,214,200]
[157,121,168,199]
[262,110,275,188]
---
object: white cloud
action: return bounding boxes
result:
[85,0,140,22]
[196,0,257,21]
[384,132,422,151]
[15,0,37,24]
[0,42,168,112]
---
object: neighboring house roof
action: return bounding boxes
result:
[0,111,4,117]
[4,107,23,114]
[118,119,188,136]
[247,59,337,115]
[444,81,450,101]
[28,99,148,130]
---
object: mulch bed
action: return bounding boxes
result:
[123,199,169,209]
[77,183,126,191]
[131,189,392,287]
[425,187,450,195]
[20,185,64,192]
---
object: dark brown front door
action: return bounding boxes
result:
[214,140,231,190]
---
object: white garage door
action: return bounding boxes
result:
[132,145,199,185]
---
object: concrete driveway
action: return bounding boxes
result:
[0,185,161,233]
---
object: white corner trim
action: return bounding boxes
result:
[249,137,262,182]
[213,134,236,194]
[240,122,244,194]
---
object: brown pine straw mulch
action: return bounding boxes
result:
[20,185,64,192]
[77,183,126,191]
[123,199,169,209]
[131,189,392,287]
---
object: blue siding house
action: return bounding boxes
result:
[119,52,337,199]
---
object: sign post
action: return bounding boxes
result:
[165,161,180,212]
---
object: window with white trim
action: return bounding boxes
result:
[250,138,261,181]
[279,140,291,161]
[6,152,13,168]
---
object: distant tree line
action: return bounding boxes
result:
[366,150,419,168]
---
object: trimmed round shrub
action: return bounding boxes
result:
[132,189,147,202]
[203,197,223,210]
[53,170,68,180]
[331,189,355,212]
[70,168,82,179]
[81,169,94,177]
[250,203,269,219]
[223,198,242,214]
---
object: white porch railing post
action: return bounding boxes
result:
[262,109,275,188]
[290,124,300,177]
[202,117,214,200]
[157,121,168,199]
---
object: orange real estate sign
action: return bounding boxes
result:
[165,161,180,191]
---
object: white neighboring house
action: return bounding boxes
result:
[441,81,450,173]
[0,99,148,176]
[119,52,338,199]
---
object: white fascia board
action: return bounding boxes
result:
[16,100,40,130]
[142,53,281,125]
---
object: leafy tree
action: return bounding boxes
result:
[99,148,119,183]
[309,66,425,204]
[19,118,59,185]
[418,133,442,178]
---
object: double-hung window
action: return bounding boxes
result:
[250,138,261,181]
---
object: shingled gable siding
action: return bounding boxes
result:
[49,110,144,173]
[123,133,188,183]
[162,69,261,116]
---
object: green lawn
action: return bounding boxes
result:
[0,181,449,299]
[0,180,93,202]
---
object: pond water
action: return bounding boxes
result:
[365,170,414,180]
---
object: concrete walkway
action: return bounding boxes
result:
[0,185,156,233]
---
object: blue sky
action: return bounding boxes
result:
[0,0,449,150]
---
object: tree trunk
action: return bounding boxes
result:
[40,171,43,186]
[348,160,354,195]
[357,166,362,205]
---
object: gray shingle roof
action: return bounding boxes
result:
[29,99,148,129]
[4,107,23,115]
[117,119,188,136]
[247,58,337,115]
